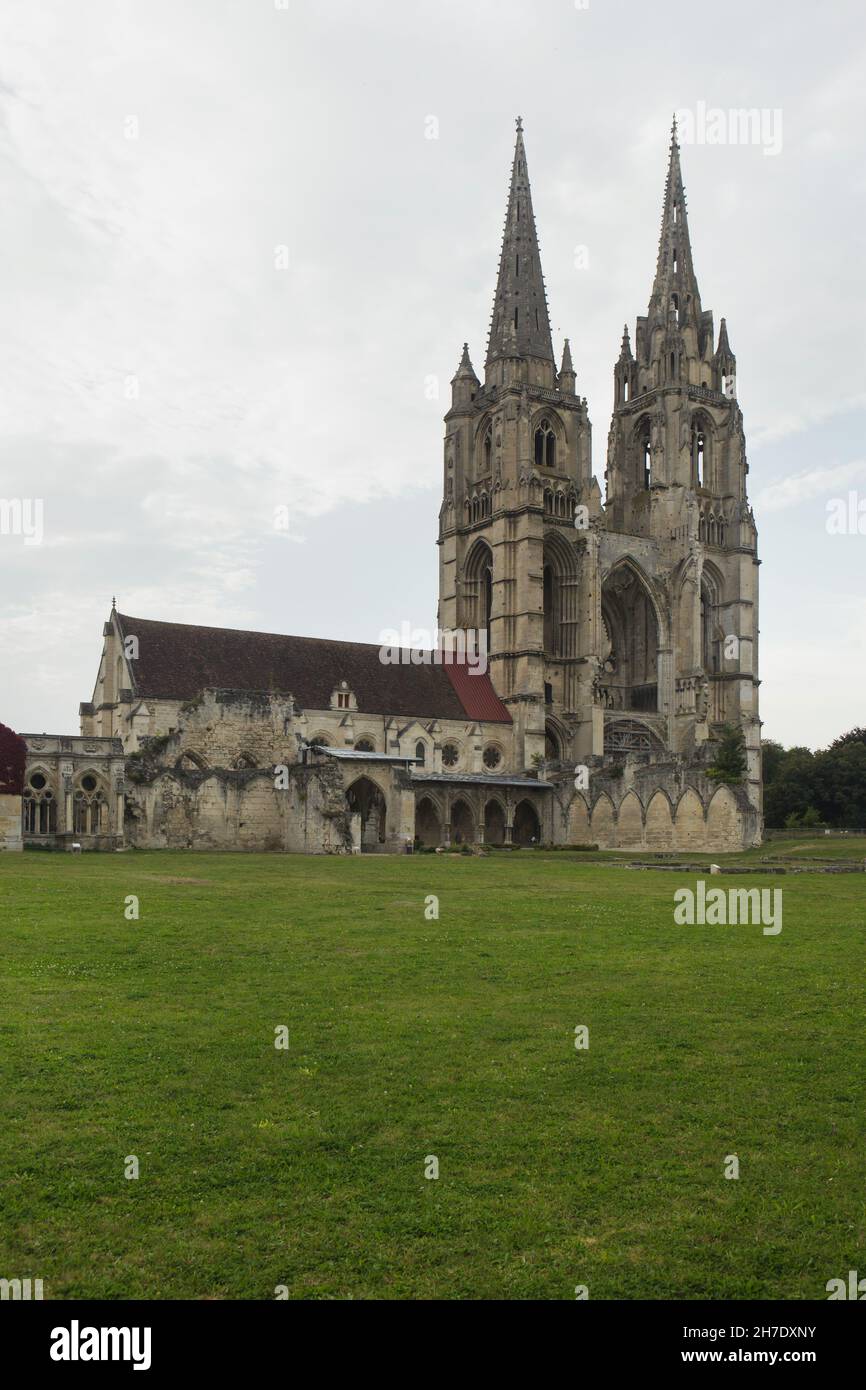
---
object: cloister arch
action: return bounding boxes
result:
[513,799,541,846]
[483,798,506,846]
[450,798,475,846]
[416,795,443,848]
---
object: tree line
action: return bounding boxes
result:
[762,728,866,829]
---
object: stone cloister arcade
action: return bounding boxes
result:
[412,786,543,849]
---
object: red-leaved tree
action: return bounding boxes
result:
[0,722,27,795]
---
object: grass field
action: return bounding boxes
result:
[2,839,865,1300]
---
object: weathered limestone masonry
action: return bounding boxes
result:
[0,794,23,851]
[19,734,125,850]
[438,117,761,851]
[13,118,760,854]
[0,722,26,849]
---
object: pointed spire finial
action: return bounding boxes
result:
[111,595,116,610]
[452,341,478,382]
[670,112,679,149]
[485,120,555,370]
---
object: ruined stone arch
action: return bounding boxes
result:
[706,784,741,848]
[616,789,645,848]
[645,789,675,849]
[600,558,665,712]
[543,528,579,658]
[234,752,257,769]
[632,412,654,489]
[567,793,591,843]
[674,787,707,849]
[175,750,208,771]
[590,792,615,847]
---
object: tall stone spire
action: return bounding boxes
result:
[486,117,555,371]
[649,116,702,327]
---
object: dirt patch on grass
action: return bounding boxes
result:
[140,875,215,886]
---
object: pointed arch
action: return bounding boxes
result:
[568,793,592,844]
[450,797,475,846]
[176,750,208,772]
[483,797,506,846]
[513,799,541,846]
[675,787,706,850]
[601,558,664,711]
[616,790,645,848]
[533,414,559,470]
[632,413,653,490]
[645,790,675,849]
[590,792,615,848]
[543,529,579,659]
[707,785,741,849]
[691,409,714,490]
[415,795,443,848]
[461,537,494,642]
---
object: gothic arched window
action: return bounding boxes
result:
[483,425,492,473]
[534,418,556,470]
[691,416,711,490]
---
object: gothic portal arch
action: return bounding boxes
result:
[600,561,662,713]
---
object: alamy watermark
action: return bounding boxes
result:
[675,103,783,158]
[673,880,782,935]
[378,625,488,675]
[0,498,43,545]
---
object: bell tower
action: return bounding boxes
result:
[438,119,593,769]
[602,118,760,788]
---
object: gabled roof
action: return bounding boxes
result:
[115,614,511,724]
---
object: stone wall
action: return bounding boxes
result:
[0,793,23,851]
[552,758,758,851]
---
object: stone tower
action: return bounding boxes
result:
[601,118,760,789]
[438,118,593,770]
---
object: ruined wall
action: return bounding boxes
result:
[551,759,759,852]
[125,762,355,853]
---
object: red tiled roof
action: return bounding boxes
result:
[116,615,511,724]
[442,658,511,722]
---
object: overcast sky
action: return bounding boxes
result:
[0,0,863,748]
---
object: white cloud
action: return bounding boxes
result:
[754,459,866,513]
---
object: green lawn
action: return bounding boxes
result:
[1,841,865,1300]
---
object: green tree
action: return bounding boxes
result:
[763,746,817,829]
[707,724,747,784]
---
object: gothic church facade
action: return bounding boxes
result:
[13,120,761,854]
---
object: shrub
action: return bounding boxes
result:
[0,722,27,795]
